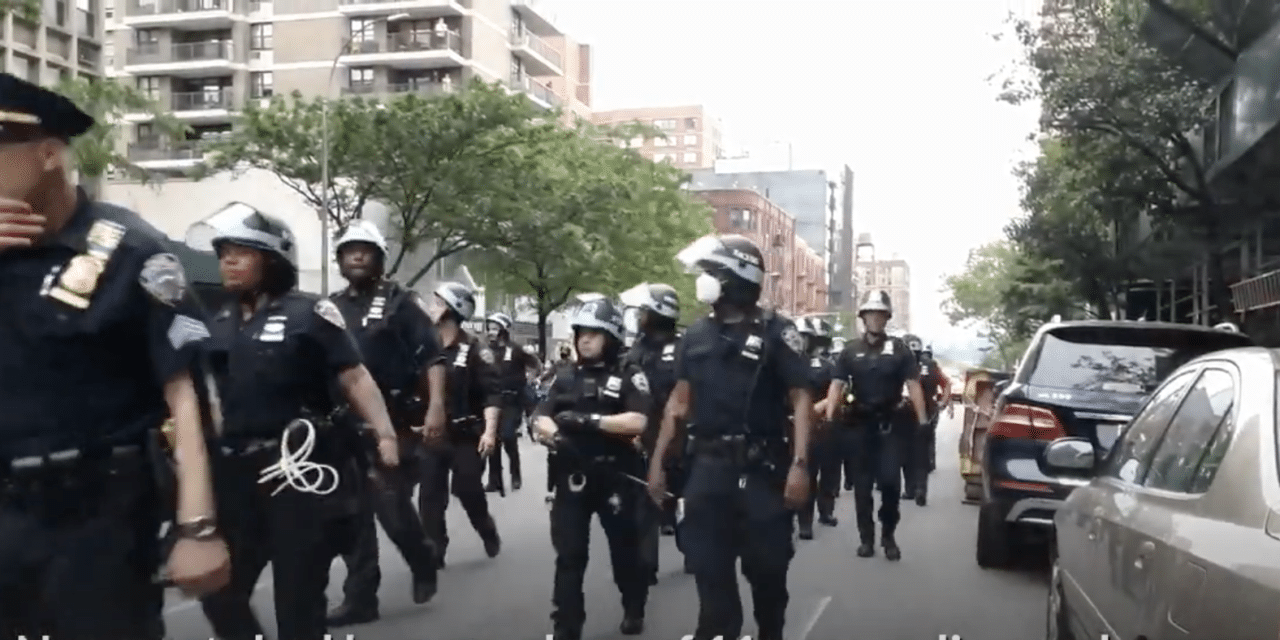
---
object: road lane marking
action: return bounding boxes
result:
[795,595,832,640]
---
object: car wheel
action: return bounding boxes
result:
[1046,543,1076,640]
[976,501,1014,569]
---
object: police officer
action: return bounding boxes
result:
[326,220,444,626]
[619,281,683,583]
[0,73,230,638]
[906,343,951,504]
[195,204,401,640]
[418,281,503,565]
[823,290,929,561]
[484,312,538,494]
[532,297,652,640]
[647,235,813,640]
[796,316,840,539]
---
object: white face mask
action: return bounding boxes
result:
[695,273,722,304]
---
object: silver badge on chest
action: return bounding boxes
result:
[258,315,288,342]
[742,335,764,360]
[603,375,622,398]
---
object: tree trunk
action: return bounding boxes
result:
[536,296,549,361]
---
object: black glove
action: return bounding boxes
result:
[554,411,600,433]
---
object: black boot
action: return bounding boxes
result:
[883,532,901,561]
[551,627,582,640]
[412,569,438,604]
[915,492,928,506]
[818,512,838,526]
[482,526,502,558]
[512,476,522,491]
[856,533,875,557]
[326,601,379,627]
[619,602,645,635]
[798,519,814,540]
[659,523,676,536]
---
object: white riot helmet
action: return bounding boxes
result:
[207,202,298,267]
[619,282,680,320]
[433,281,476,321]
[486,312,513,331]
[858,290,893,317]
[571,297,625,340]
[335,219,389,257]
[1213,321,1240,333]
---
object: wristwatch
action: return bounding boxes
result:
[174,516,219,541]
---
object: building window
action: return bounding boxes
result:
[250,23,272,50]
[728,207,755,231]
[349,67,373,86]
[653,136,668,147]
[350,18,375,42]
[652,118,677,130]
[682,152,697,164]
[683,134,698,145]
[135,28,159,45]
[685,117,698,129]
[628,136,642,147]
[135,75,160,99]
[249,71,272,98]
[653,153,674,163]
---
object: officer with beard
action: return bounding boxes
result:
[484,312,538,494]
[418,281,503,566]
[326,220,444,626]
[196,204,399,640]
[533,297,652,639]
[619,282,684,583]
[647,235,813,640]
[796,316,840,539]
[823,290,928,561]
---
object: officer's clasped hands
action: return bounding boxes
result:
[0,197,45,251]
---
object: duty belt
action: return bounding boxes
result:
[845,407,896,434]
[220,438,279,456]
[0,444,143,474]
[689,435,785,465]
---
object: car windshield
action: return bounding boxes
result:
[1026,326,1251,394]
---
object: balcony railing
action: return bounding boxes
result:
[509,73,559,107]
[127,140,208,162]
[510,32,561,68]
[342,80,455,97]
[346,30,462,55]
[172,90,233,110]
[126,0,231,16]
[126,40,233,65]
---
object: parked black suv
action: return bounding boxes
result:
[975,320,1252,568]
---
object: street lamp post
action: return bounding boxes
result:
[318,12,409,295]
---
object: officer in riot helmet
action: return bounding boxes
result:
[647,234,813,640]
[418,281,503,566]
[196,203,400,640]
[823,290,928,561]
[620,281,686,582]
[912,343,950,493]
[796,316,841,538]
[0,73,230,637]
[484,312,539,494]
[533,296,652,639]
[326,220,443,626]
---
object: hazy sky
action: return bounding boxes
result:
[542,0,1044,348]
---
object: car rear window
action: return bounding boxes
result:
[1025,326,1252,394]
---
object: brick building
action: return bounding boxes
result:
[692,189,826,315]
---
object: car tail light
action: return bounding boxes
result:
[988,402,1066,441]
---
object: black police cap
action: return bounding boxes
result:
[0,73,94,141]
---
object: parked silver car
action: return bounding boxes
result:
[1045,346,1280,640]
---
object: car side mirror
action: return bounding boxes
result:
[1044,437,1095,472]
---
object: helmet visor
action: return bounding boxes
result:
[618,283,652,309]
[675,235,725,274]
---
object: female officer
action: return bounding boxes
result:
[194,203,400,640]
[532,297,652,640]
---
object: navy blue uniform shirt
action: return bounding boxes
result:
[534,360,652,458]
[207,292,362,438]
[0,190,210,457]
[623,333,679,451]
[440,329,503,424]
[675,312,810,438]
[832,336,918,411]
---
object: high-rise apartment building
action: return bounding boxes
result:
[2,0,104,83]
[102,0,591,172]
[854,233,911,334]
[591,105,722,170]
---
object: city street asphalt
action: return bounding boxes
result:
[162,412,1050,640]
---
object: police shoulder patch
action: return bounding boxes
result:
[630,371,650,394]
[479,346,496,364]
[138,252,187,307]
[780,323,804,354]
[315,299,346,329]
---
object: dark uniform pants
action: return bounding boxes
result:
[798,426,843,526]
[638,456,686,581]
[549,465,647,633]
[419,435,497,558]
[0,457,162,640]
[901,418,936,497]
[847,420,902,542]
[682,454,793,640]
[339,435,437,609]
[201,447,348,640]
[486,402,523,487]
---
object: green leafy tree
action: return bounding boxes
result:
[999,0,1235,320]
[56,77,189,189]
[479,127,712,354]
[362,82,566,284]
[1,0,39,21]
